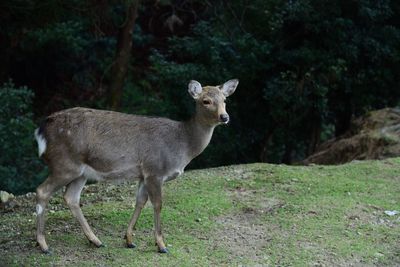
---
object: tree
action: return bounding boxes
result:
[109,0,141,110]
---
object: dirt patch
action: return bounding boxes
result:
[215,212,270,263]
[213,184,285,264]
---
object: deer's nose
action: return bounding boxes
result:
[220,114,230,124]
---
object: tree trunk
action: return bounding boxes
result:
[335,101,352,137]
[109,0,140,110]
[259,128,275,162]
[308,113,322,155]
[281,141,293,164]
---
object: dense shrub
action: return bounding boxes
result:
[0,81,46,194]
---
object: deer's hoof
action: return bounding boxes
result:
[158,247,169,253]
[42,249,51,255]
[127,243,136,249]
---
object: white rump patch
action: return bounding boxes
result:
[34,128,47,157]
[36,204,43,215]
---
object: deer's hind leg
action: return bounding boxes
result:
[36,176,66,253]
[64,176,103,247]
[36,156,87,253]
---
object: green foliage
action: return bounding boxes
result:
[23,19,112,104]
[24,21,89,54]
[0,1,119,114]
[0,81,46,194]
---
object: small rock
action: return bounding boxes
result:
[384,210,399,216]
[0,191,11,203]
[25,192,35,198]
[195,218,202,222]
[7,200,17,210]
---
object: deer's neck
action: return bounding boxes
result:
[184,114,216,159]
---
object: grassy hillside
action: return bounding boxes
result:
[1,158,400,266]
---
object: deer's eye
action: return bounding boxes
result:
[202,99,212,105]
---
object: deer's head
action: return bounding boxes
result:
[188,79,239,126]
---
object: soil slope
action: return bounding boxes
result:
[304,108,400,165]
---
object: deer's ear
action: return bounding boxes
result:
[220,79,239,97]
[188,80,202,99]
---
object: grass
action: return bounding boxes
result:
[1,158,399,266]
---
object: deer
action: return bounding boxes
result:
[33,79,238,254]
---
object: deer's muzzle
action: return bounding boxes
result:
[220,114,230,124]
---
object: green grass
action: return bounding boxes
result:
[1,158,399,266]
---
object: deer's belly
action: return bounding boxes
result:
[81,163,142,182]
[163,169,183,183]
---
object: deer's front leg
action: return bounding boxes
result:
[145,178,168,253]
[126,181,148,248]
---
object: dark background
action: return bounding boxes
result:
[1,0,400,194]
